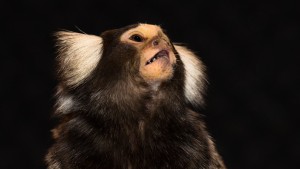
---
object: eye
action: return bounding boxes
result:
[129,34,144,42]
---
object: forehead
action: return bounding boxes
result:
[120,24,163,41]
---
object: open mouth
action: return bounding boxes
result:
[146,50,169,65]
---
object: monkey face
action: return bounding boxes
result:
[120,24,177,83]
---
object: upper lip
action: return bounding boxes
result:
[146,50,169,65]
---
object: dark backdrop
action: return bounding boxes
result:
[1,0,299,169]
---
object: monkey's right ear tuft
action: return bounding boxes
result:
[55,31,103,87]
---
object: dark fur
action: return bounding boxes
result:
[46,24,226,169]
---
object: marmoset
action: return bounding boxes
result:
[45,23,226,169]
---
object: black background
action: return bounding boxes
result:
[1,0,299,169]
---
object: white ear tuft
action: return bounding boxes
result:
[56,31,103,86]
[175,45,207,106]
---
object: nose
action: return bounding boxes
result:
[151,38,170,48]
[152,39,159,46]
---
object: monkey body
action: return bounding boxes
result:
[46,24,226,169]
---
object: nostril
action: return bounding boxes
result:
[152,39,159,46]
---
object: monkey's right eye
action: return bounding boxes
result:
[129,34,144,42]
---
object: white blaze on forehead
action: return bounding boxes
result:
[120,23,162,42]
[137,23,162,36]
[175,45,207,106]
[56,31,103,86]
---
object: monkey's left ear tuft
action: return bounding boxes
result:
[55,31,103,87]
[175,45,208,107]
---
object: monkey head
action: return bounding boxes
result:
[55,23,206,114]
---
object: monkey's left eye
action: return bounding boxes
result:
[129,34,144,42]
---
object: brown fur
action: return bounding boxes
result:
[46,23,226,169]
